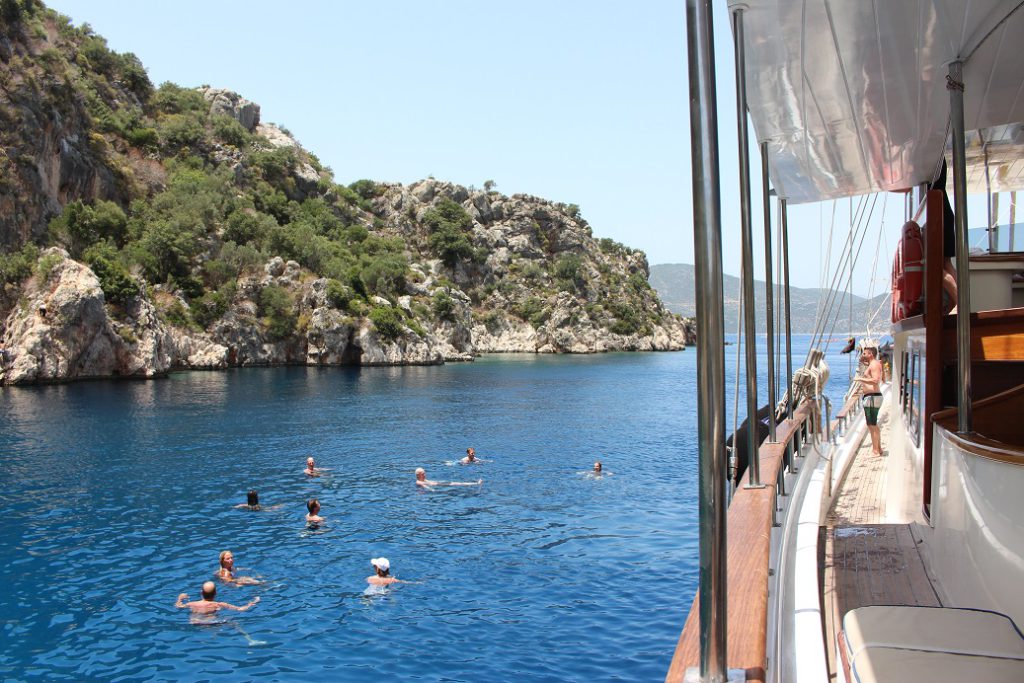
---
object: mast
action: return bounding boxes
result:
[685,0,728,679]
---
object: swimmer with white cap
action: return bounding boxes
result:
[416,467,481,488]
[367,557,414,586]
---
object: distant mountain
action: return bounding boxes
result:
[649,263,891,334]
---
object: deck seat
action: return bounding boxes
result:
[839,606,1024,683]
[848,646,1024,683]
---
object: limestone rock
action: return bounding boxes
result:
[0,250,172,383]
[200,87,261,131]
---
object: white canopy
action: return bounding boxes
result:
[730,0,1024,203]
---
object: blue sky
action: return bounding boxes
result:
[44,0,985,299]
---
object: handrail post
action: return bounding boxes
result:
[948,61,973,434]
[761,141,777,443]
[733,7,763,490]
[686,0,728,679]
[781,198,793,421]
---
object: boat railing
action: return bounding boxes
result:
[666,399,816,683]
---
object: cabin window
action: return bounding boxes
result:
[903,349,922,447]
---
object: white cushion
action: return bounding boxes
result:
[843,606,1024,661]
[851,647,1024,683]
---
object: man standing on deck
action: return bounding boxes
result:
[854,347,884,456]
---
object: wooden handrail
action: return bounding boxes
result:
[666,400,815,683]
[932,381,1024,463]
[834,394,858,420]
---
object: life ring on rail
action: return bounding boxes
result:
[890,220,924,322]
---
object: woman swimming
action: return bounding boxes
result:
[216,550,261,585]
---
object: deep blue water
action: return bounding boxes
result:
[0,335,854,682]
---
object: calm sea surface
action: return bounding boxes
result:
[0,335,856,681]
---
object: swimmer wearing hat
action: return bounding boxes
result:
[367,557,407,586]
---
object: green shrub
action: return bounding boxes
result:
[152,82,207,115]
[192,282,235,328]
[0,243,39,285]
[250,147,296,182]
[126,126,159,149]
[628,271,650,293]
[49,199,128,257]
[158,114,205,150]
[512,296,547,327]
[258,284,296,340]
[224,209,275,245]
[369,305,404,340]
[162,299,192,327]
[554,254,584,292]
[35,252,63,282]
[219,241,264,274]
[428,225,475,268]
[431,290,456,321]
[325,279,352,309]
[360,253,407,296]
[212,115,250,148]
[82,243,138,304]
[348,179,381,200]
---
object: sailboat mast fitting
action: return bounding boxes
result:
[685,0,728,680]
[732,6,764,490]
[761,142,777,443]
[948,60,973,434]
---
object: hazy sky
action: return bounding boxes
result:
[44,0,987,299]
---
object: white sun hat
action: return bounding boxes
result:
[370,557,390,571]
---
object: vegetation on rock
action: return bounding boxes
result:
[0,3,688,381]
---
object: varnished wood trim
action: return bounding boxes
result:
[666,402,815,683]
[835,395,858,420]
[933,425,1024,465]
[968,253,1024,263]
[933,382,1024,464]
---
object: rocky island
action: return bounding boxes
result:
[0,3,693,384]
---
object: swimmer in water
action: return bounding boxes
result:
[306,498,324,524]
[415,467,482,488]
[216,550,261,586]
[593,461,603,475]
[235,490,261,511]
[304,457,322,477]
[175,581,259,618]
[459,447,488,464]
[234,490,283,512]
[366,557,411,586]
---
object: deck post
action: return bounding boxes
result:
[733,7,763,490]
[761,142,777,443]
[948,61,973,434]
[781,198,792,421]
[686,0,728,679]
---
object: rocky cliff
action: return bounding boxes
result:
[0,4,693,384]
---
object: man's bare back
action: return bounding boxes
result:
[176,582,258,619]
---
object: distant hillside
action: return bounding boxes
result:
[649,263,891,334]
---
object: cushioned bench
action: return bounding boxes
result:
[839,606,1024,683]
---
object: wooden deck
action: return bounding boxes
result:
[821,405,942,679]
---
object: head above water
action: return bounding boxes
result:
[219,550,233,568]
[466,447,475,458]
[201,581,217,600]
[247,490,259,506]
[307,498,319,514]
[594,461,602,473]
[306,457,315,469]
[371,557,390,576]
[415,468,426,481]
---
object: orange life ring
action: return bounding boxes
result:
[891,220,925,322]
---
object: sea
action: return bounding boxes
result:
[0,334,860,681]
